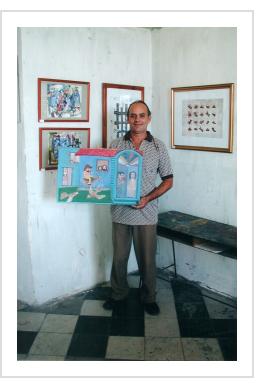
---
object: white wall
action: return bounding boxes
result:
[18,27,237,305]
[152,28,237,297]
[18,27,152,304]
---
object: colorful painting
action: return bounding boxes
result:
[57,148,143,204]
[47,83,82,119]
[48,131,82,166]
[39,128,90,170]
[38,78,90,122]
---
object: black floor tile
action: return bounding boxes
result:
[110,317,144,337]
[175,302,210,319]
[84,287,111,301]
[217,337,237,361]
[178,319,215,338]
[17,331,38,354]
[212,319,237,338]
[74,316,112,336]
[171,281,205,304]
[112,297,144,318]
[67,333,108,358]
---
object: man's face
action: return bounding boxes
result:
[127,103,151,134]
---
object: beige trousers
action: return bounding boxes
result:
[110,222,157,303]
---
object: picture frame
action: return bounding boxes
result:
[57,148,143,204]
[39,127,90,170]
[38,78,90,122]
[102,83,144,147]
[171,83,234,152]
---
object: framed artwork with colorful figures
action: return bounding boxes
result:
[57,148,143,204]
[39,127,90,170]
[102,83,144,147]
[171,83,234,152]
[38,78,90,122]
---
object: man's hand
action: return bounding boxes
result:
[131,177,173,210]
[132,196,150,209]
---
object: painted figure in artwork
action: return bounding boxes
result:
[127,171,137,197]
[82,164,104,199]
[83,164,96,187]
[116,171,127,198]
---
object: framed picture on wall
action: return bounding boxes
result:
[102,83,144,147]
[171,83,234,152]
[38,78,90,122]
[39,127,90,170]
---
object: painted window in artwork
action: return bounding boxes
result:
[62,167,72,186]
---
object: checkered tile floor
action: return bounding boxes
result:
[17,273,237,361]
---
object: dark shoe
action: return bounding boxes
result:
[103,297,126,310]
[103,298,115,310]
[144,302,160,315]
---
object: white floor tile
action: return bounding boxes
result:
[145,317,180,337]
[181,338,224,361]
[40,314,78,333]
[26,354,65,361]
[29,332,72,357]
[17,312,46,332]
[106,336,144,360]
[80,299,112,317]
[145,337,184,361]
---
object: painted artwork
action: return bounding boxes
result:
[115,152,140,199]
[182,99,223,138]
[39,128,90,170]
[102,83,144,147]
[38,78,90,122]
[48,131,82,166]
[171,83,234,152]
[57,148,143,204]
[47,83,82,119]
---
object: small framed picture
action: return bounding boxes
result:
[171,83,234,152]
[38,78,90,122]
[39,127,90,170]
[102,83,144,147]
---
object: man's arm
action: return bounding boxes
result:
[132,177,173,209]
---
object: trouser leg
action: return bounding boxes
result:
[110,222,132,300]
[132,224,157,303]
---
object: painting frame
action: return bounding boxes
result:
[38,78,90,122]
[102,83,144,147]
[39,127,90,170]
[171,83,234,152]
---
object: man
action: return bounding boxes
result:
[103,100,173,315]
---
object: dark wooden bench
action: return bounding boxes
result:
[157,211,237,277]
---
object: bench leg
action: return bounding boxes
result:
[172,240,177,277]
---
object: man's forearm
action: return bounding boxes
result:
[145,178,173,202]
[133,178,173,209]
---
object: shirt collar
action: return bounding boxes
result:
[124,130,153,142]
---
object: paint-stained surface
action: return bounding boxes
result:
[157,211,237,257]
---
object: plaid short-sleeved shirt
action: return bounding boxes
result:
[110,131,173,225]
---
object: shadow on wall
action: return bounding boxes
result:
[38,162,116,289]
[91,205,113,284]
[42,170,58,200]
